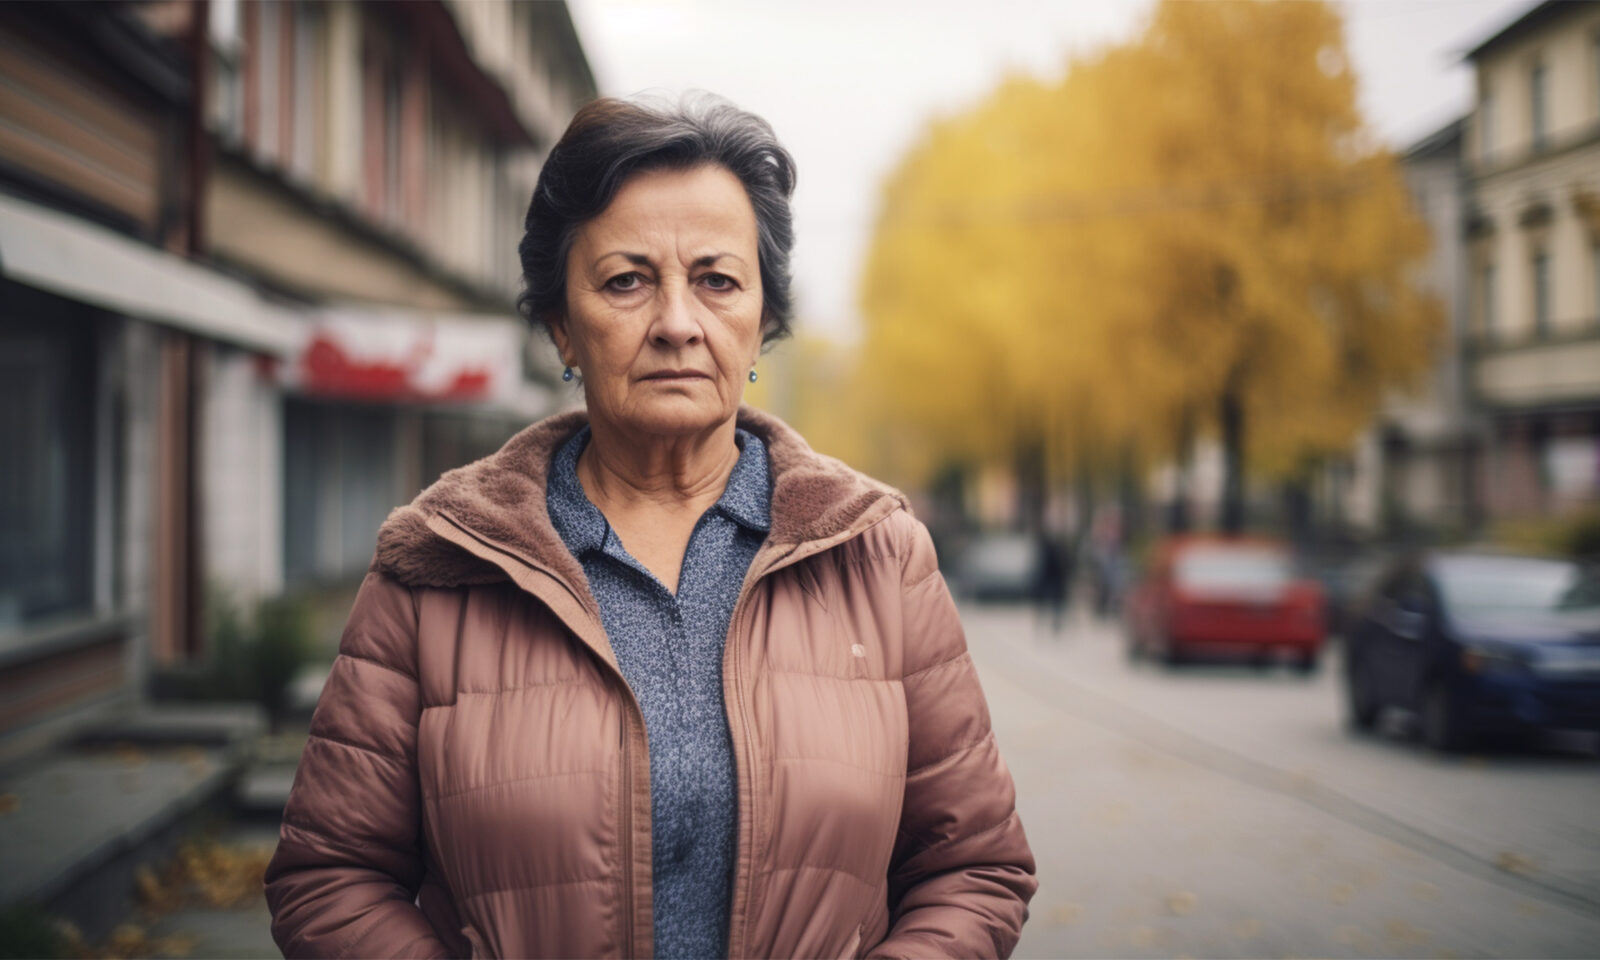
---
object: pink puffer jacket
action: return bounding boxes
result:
[263,406,1035,958]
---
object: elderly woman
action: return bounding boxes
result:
[264,96,1035,960]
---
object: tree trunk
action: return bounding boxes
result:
[1219,387,1246,535]
[1014,435,1047,532]
[1168,407,1195,533]
[1281,465,1313,552]
[1118,444,1145,546]
[1074,459,1096,545]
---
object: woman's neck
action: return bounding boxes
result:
[577,415,741,517]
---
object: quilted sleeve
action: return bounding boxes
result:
[868,517,1038,959]
[263,568,452,959]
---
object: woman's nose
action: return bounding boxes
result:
[649,279,703,347]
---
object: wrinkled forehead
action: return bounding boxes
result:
[572,165,759,264]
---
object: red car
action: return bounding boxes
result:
[1126,536,1326,671]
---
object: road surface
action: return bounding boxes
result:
[961,603,1600,958]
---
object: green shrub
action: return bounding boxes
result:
[251,593,313,728]
[153,588,314,731]
[0,903,68,959]
[1560,506,1600,560]
[1493,504,1600,560]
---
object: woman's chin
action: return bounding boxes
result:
[611,395,737,438]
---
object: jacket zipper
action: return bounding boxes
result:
[723,586,759,960]
[619,715,634,958]
[723,501,901,958]
[723,548,814,957]
[429,512,649,958]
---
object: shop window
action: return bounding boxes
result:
[283,400,401,584]
[0,289,98,635]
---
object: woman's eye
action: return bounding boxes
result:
[702,273,735,290]
[605,273,642,292]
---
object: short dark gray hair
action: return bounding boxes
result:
[517,94,798,345]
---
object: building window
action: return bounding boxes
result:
[1594,35,1600,122]
[1530,61,1547,151]
[253,0,281,163]
[1532,250,1550,336]
[0,295,98,635]
[284,400,401,584]
[209,0,243,148]
[1480,263,1497,339]
[1479,89,1494,163]
[1592,242,1600,324]
[383,61,402,225]
[289,1,320,182]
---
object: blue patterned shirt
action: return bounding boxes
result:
[545,425,770,959]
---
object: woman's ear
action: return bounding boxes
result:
[546,312,574,367]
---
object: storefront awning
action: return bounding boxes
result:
[283,305,550,417]
[0,192,302,355]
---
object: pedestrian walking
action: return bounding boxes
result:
[1035,531,1070,636]
[263,95,1036,959]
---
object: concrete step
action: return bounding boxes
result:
[72,701,267,751]
[234,763,297,819]
[0,702,265,941]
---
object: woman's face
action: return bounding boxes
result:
[553,163,764,441]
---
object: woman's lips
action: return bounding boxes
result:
[641,370,709,381]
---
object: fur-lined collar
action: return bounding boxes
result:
[373,405,908,590]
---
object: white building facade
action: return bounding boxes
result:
[1465,1,1600,519]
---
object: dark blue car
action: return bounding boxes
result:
[1344,552,1600,751]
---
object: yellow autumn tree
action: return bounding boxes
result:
[855,0,1441,530]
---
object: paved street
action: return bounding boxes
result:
[962,603,1600,958]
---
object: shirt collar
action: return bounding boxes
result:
[545,426,608,556]
[717,429,772,533]
[545,425,772,557]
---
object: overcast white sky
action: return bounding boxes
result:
[566,0,1534,342]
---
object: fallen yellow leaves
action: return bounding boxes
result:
[112,744,147,768]
[137,837,275,911]
[1166,890,1198,916]
[44,836,275,959]
[1330,923,1368,949]
[50,919,197,960]
[1095,801,1131,827]
[1384,918,1433,946]
[1048,902,1082,926]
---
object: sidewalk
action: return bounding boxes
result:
[0,678,331,958]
